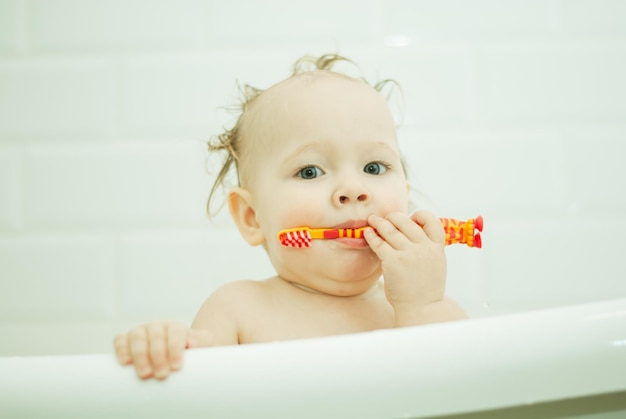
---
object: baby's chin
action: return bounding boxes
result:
[272,236,379,265]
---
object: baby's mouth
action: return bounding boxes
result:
[333,235,370,249]
[331,219,369,230]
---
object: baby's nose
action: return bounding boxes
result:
[337,193,368,204]
[333,180,370,205]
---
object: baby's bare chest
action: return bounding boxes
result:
[238,295,394,344]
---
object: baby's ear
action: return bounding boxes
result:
[228,187,265,246]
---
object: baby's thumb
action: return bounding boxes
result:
[186,329,214,349]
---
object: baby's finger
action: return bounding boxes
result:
[147,323,170,380]
[367,214,411,249]
[363,226,392,259]
[385,212,428,243]
[113,333,132,365]
[187,328,215,349]
[128,326,153,379]
[411,210,446,245]
[166,322,187,371]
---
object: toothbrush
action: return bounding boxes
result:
[278,216,483,249]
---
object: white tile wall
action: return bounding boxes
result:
[400,128,567,218]
[0,233,116,320]
[0,57,118,140]
[21,142,210,229]
[483,217,626,312]
[0,147,20,230]
[29,0,210,51]
[475,43,626,125]
[382,0,560,41]
[560,0,626,38]
[0,0,20,54]
[562,127,626,215]
[208,0,374,47]
[358,47,474,127]
[1,0,626,354]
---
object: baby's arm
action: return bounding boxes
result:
[364,210,467,326]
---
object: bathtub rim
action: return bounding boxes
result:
[1,297,625,419]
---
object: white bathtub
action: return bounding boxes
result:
[1,298,625,419]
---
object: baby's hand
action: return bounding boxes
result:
[113,320,213,380]
[364,211,447,319]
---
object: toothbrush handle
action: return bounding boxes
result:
[440,216,483,248]
[294,215,483,248]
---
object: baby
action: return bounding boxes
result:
[114,54,467,380]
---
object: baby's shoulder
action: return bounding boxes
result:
[206,279,275,307]
[193,279,275,327]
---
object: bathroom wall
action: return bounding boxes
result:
[1,0,625,355]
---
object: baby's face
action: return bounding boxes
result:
[242,73,409,295]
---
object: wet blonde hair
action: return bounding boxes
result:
[206,53,402,218]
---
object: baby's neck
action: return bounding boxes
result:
[285,280,326,295]
[276,276,383,300]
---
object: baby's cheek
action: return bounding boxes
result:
[374,179,409,211]
[382,195,409,215]
[277,198,326,228]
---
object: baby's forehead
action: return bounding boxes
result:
[243,71,391,142]
[257,70,369,106]
[241,72,363,138]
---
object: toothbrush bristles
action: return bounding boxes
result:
[280,230,312,248]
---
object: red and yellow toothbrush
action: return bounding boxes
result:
[278,215,483,249]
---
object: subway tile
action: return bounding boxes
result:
[483,218,626,313]
[353,47,473,127]
[21,142,211,230]
[116,229,275,320]
[475,43,626,125]
[207,0,373,47]
[0,234,116,320]
[382,0,558,42]
[445,245,490,317]
[29,0,208,51]
[121,51,299,138]
[399,129,566,218]
[0,0,19,53]
[0,320,120,355]
[121,53,225,138]
[0,148,20,230]
[560,0,626,38]
[562,126,626,215]
[0,58,117,141]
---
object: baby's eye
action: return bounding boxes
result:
[363,161,389,175]
[297,165,324,179]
